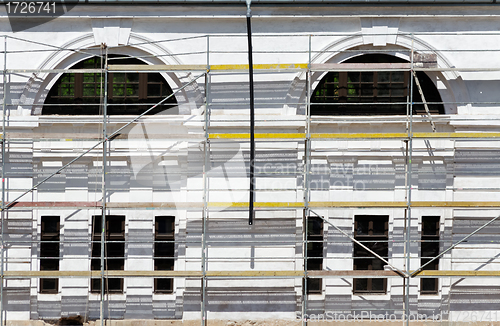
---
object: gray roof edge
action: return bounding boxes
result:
[52,0,497,4]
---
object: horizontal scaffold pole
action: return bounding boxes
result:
[4,270,500,278]
[3,132,500,141]
[414,270,500,277]
[0,133,204,141]
[7,63,500,74]
[4,201,500,209]
[103,63,500,73]
[108,64,208,72]
[209,132,500,140]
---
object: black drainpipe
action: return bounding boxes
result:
[246,0,255,225]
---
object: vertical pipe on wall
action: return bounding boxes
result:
[0,35,7,326]
[100,46,108,326]
[402,41,412,324]
[405,35,415,326]
[246,0,255,226]
[302,34,312,326]
[201,35,210,326]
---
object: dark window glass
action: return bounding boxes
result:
[353,215,389,294]
[155,279,173,294]
[43,56,177,115]
[305,278,322,295]
[306,216,323,294]
[421,216,440,295]
[91,215,125,293]
[91,279,123,294]
[40,279,58,294]
[40,216,60,294]
[421,278,438,293]
[422,216,440,236]
[154,216,175,294]
[156,216,174,236]
[311,54,445,116]
[155,243,175,257]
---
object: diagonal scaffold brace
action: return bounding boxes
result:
[1,71,207,212]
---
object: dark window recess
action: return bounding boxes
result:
[353,215,388,294]
[421,216,440,295]
[311,54,445,116]
[306,216,323,294]
[154,216,175,294]
[91,215,125,294]
[40,216,60,294]
[43,56,177,115]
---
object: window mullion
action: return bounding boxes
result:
[139,73,148,99]
[75,73,83,98]
[108,73,114,100]
[404,71,409,97]
[339,72,347,101]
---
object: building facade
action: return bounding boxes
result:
[1,1,500,324]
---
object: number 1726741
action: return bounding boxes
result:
[5,2,56,14]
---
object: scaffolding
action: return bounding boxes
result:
[1,30,500,326]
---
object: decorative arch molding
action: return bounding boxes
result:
[287,33,469,116]
[20,33,202,116]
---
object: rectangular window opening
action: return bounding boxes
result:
[154,216,175,294]
[353,215,388,294]
[91,215,125,294]
[91,278,124,294]
[306,216,323,294]
[421,216,440,295]
[40,216,60,294]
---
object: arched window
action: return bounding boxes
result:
[311,54,444,116]
[43,56,177,115]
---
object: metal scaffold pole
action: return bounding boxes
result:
[0,35,6,326]
[100,46,108,326]
[405,34,415,326]
[302,34,312,326]
[201,34,210,326]
[402,138,409,326]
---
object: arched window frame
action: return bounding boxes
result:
[43,56,177,116]
[310,54,445,116]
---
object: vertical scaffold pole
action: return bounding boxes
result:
[0,35,7,326]
[201,34,210,326]
[402,41,411,326]
[100,46,108,326]
[402,139,408,326]
[405,35,415,326]
[302,34,312,326]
